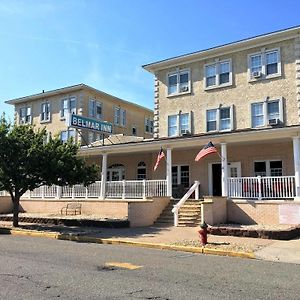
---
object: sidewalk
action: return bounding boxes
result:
[255,237,300,264]
[0,218,299,263]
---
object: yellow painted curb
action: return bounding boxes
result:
[0,226,255,259]
[203,247,255,259]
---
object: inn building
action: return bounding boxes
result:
[5,84,154,145]
[4,26,300,227]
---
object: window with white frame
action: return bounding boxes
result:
[145,118,154,133]
[206,107,233,132]
[60,129,75,143]
[114,106,126,126]
[60,97,76,118]
[254,160,282,177]
[167,69,190,95]
[168,113,191,137]
[249,48,281,80]
[89,99,102,119]
[251,99,283,128]
[40,102,50,122]
[137,161,146,180]
[19,106,32,124]
[172,165,190,188]
[205,60,231,88]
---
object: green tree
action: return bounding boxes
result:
[0,117,98,227]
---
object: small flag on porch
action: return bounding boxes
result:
[154,147,165,171]
[195,141,217,161]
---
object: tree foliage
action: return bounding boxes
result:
[0,116,98,226]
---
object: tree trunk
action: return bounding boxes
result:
[12,196,20,227]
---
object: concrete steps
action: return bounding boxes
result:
[155,199,203,227]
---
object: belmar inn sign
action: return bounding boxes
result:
[67,114,113,134]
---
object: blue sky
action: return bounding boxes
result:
[0,0,300,120]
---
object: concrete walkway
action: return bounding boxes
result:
[255,237,300,264]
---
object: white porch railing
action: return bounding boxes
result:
[228,176,295,199]
[172,181,200,226]
[21,180,167,200]
[0,190,9,196]
[105,179,167,199]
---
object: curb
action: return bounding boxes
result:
[0,227,255,259]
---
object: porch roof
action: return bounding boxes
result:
[79,125,300,157]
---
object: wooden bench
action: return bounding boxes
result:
[61,203,82,216]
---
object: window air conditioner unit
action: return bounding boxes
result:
[181,129,191,136]
[180,86,189,93]
[252,71,262,78]
[269,118,280,126]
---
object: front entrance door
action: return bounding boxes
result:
[212,163,222,196]
[209,162,242,196]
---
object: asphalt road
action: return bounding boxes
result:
[0,235,299,300]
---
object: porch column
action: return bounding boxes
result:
[221,143,228,197]
[100,153,108,200]
[293,137,300,198]
[166,148,172,197]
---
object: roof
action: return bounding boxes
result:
[87,134,145,147]
[143,25,300,73]
[79,124,300,156]
[5,83,153,113]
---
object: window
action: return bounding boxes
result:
[251,99,283,128]
[40,102,50,122]
[254,160,282,177]
[61,97,76,118]
[206,107,233,132]
[88,132,101,144]
[107,164,125,181]
[137,162,146,180]
[172,165,190,188]
[145,118,154,133]
[168,115,177,137]
[167,69,190,95]
[60,130,75,143]
[114,107,126,126]
[19,106,32,124]
[205,60,232,89]
[168,113,191,137]
[89,99,102,119]
[249,48,281,80]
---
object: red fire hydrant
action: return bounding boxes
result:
[198,221,208,246]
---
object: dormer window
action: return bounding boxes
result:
[167,69,190,96]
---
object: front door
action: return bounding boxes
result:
[212,163,222,196]
[209,162,242,196]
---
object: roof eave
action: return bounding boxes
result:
[143,26,300,74]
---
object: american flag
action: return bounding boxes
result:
[153,148,165,171]
[195,141,217,161]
